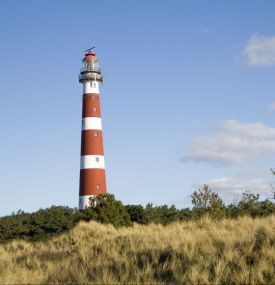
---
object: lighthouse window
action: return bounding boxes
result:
[93,107,97,112]
[96,184,100,189]
[96,157,99,162]
[94,132,98,137]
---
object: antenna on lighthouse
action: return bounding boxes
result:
[85,47,95,53]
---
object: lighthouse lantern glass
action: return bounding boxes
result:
[83,59,99,72]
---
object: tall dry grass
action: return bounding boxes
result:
[0,216,274,284]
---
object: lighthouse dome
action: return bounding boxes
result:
[83,51,97,62]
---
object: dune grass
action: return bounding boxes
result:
[0,215,274,284]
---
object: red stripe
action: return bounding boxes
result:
[81,130,104,155]
[79,169,107,195]
[82,93,101,118]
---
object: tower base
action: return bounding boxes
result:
[79,195,97,209]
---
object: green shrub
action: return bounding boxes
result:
[0,206,76,243]
[76,194,132,227]
[0,190,274,244]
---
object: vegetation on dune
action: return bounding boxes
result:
[0,216,274,284]
[0,186,274,284]
[75,194,132,227]
[0,206,76,242]
[0,187,274,243]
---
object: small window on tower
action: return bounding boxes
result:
[94,132,98,137]
[96,157,99,162]
[93,107,97,112]
[96,184,100,189]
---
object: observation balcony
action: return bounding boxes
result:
[79,71,103,83]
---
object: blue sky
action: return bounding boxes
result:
[1,0,275,215]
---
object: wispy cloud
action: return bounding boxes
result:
[244,34,275,66]
[194,170,271,202]
[182,119,275,166]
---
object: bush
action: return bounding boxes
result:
[0,206,76,242]
[76,194,132,227]
[125,204,147,224]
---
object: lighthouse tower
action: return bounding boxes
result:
[78,50,107,209]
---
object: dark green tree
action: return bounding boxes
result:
[237,191,260,217]
[258,199,275,216]
[125,204,148,224]
[77,194,132,227]
[0,206,76,243]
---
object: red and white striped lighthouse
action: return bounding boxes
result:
[78,49,107,209]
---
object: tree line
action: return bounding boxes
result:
[0,185,274,243]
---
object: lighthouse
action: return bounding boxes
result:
[78,49,107,209]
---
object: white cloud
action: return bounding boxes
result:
[244,34,275,66]
[268,102,275,112]
[194,171,271,202]
[183,119,275,166]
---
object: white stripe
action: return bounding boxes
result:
[82,117,102,130]
[80,155,105,169]
[83,81,99,94]
[79,195,96,209]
